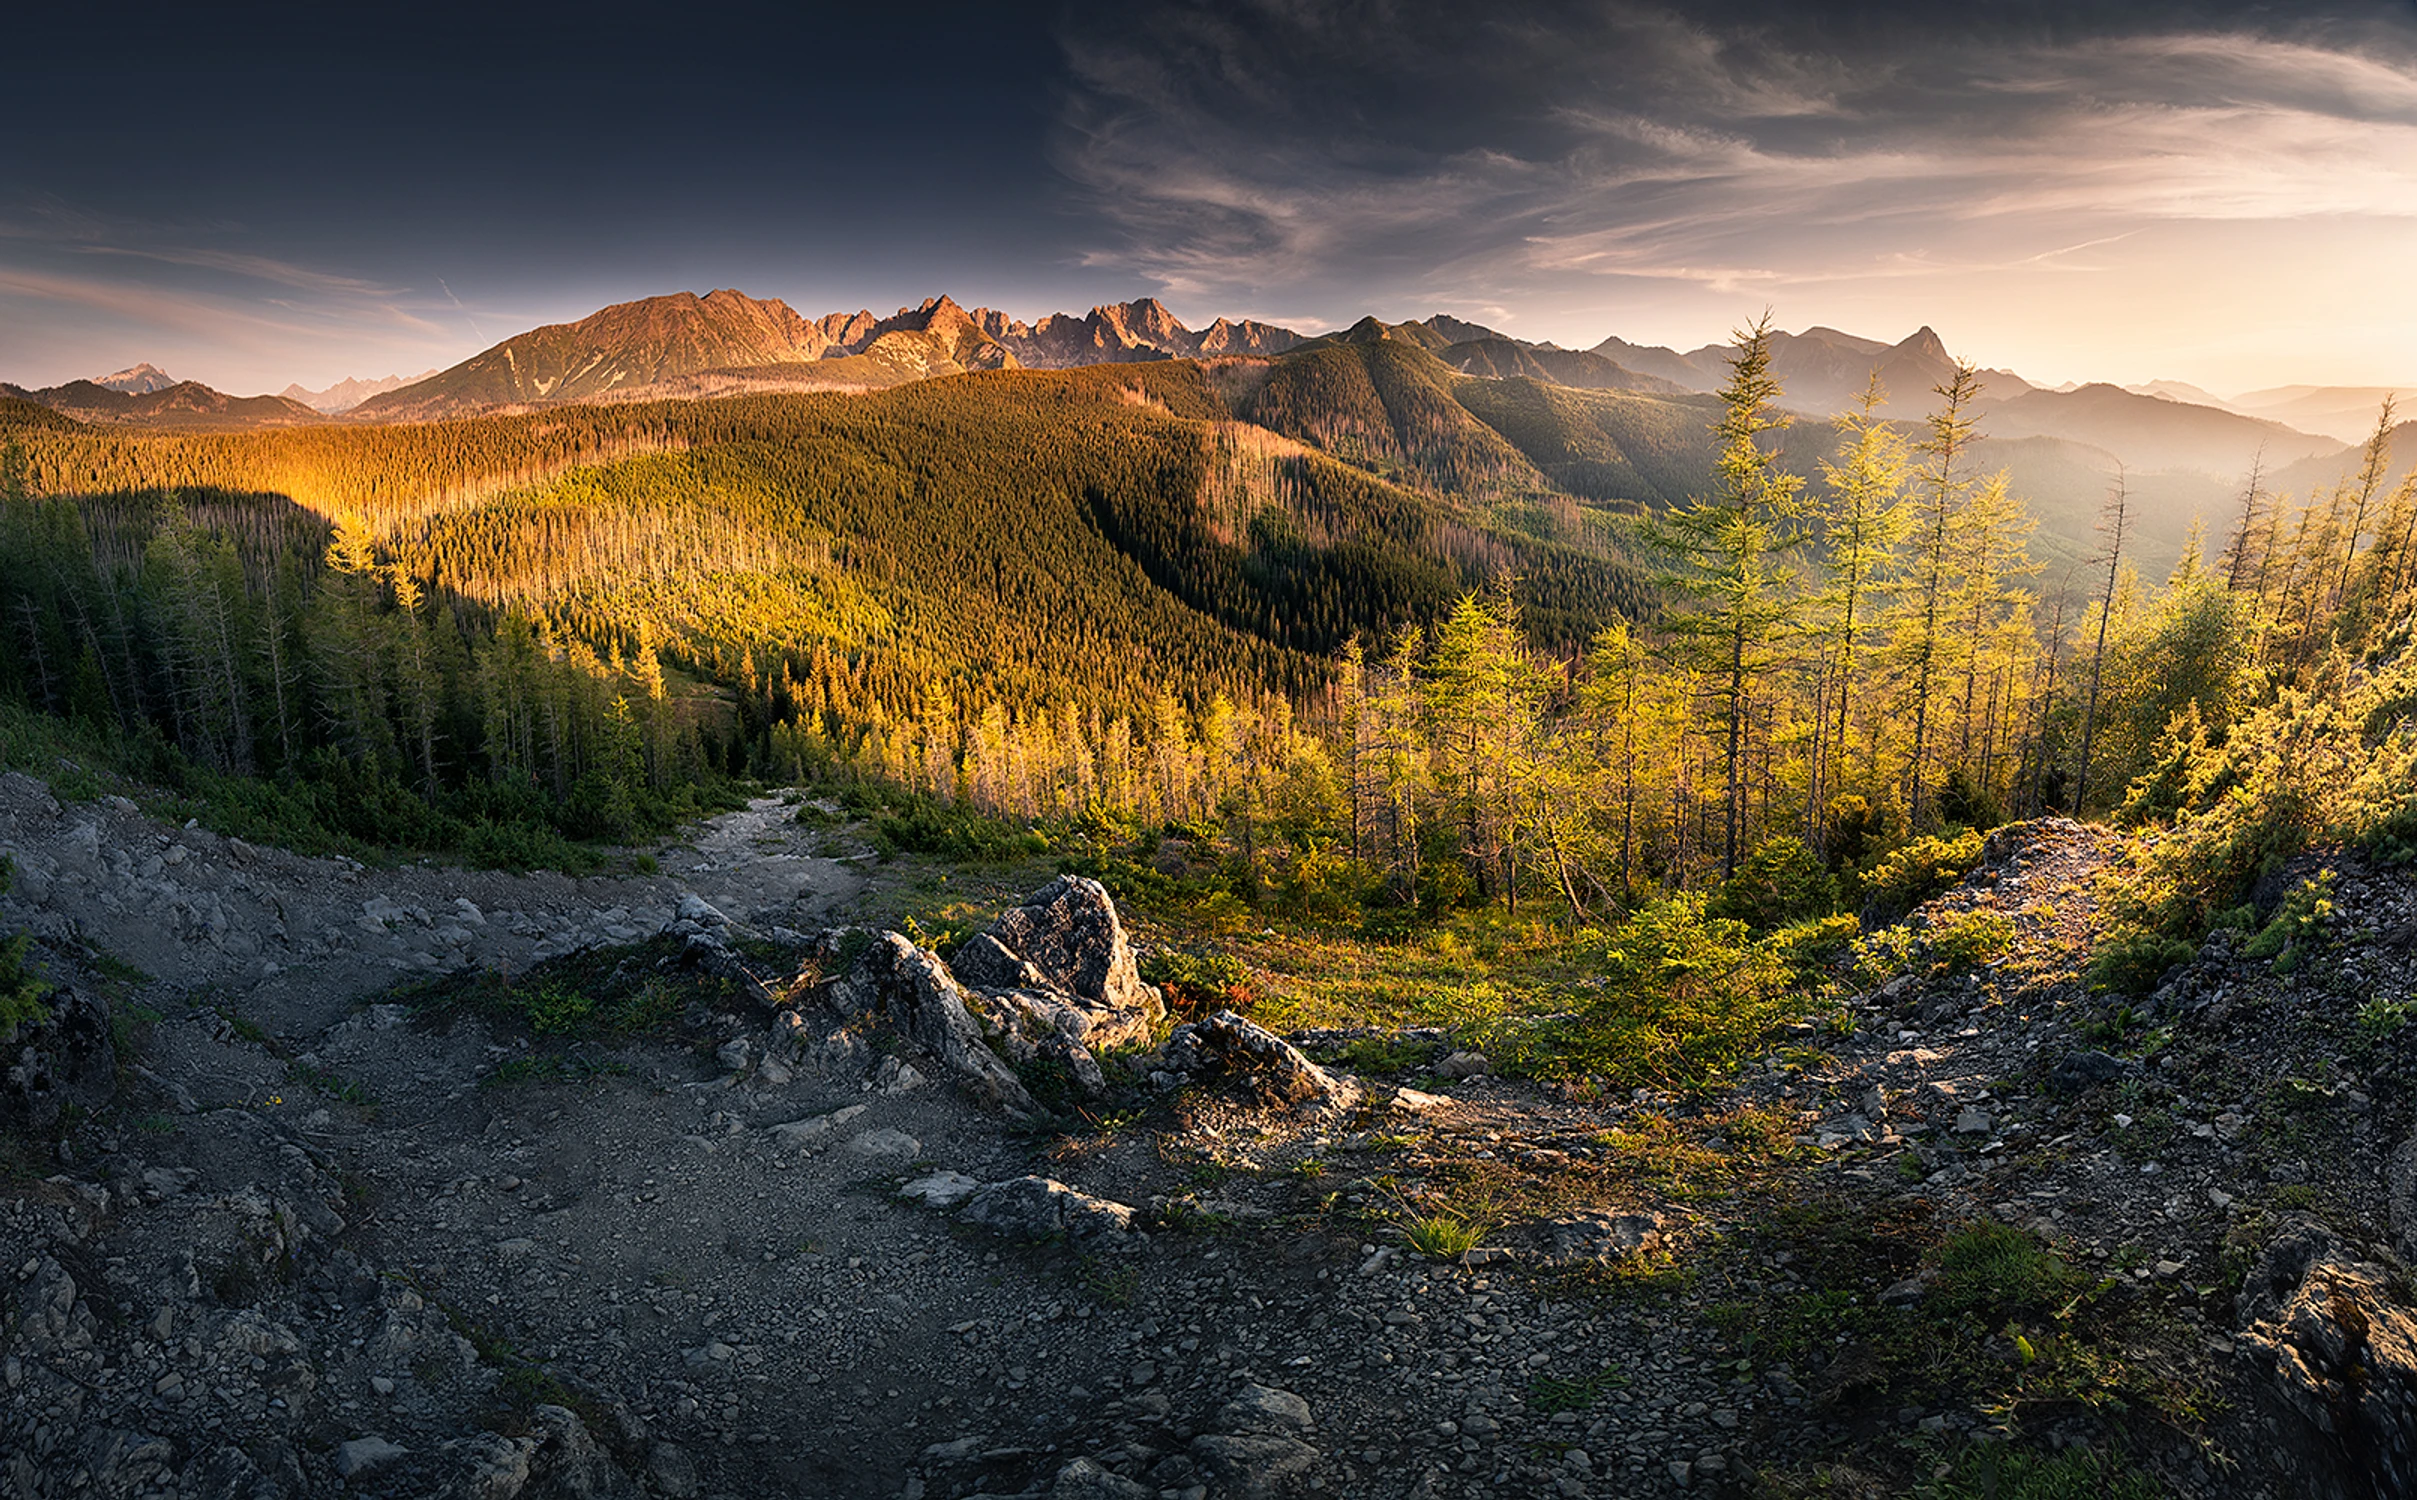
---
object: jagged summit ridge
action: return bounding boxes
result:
[346,289,1318,418]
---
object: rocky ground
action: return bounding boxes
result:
[2,778,2413,1499]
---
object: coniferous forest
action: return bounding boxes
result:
[2,331,2411,941]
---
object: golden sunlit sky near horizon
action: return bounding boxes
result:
[5,2,2417,399]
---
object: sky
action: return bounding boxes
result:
[6,0,2417,397]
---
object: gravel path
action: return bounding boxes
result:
[3,792,2413,1498]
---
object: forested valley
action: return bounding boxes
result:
[2,326,2413,964]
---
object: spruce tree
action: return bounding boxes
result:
[1641,315,1807,876]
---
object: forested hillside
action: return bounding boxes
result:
[0,361,1640,864]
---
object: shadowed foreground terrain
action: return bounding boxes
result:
[3,776,2415,1499]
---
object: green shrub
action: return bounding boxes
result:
[516,981,598,1037]
[1706,836,1837,932]
[460,817,596,874]
[2358,995,2415,1040]
[1915,1445,2164,1500]
[1859,828,1985,919]
[874,801,1047,861]
[2086,931,2197,996]
[1140,951,1255,1024]
[0,931,53,1043]
[1765,912,1861,976]
[2243,870,2335,974]
[1329,1036,1445,1075]
[1931,1221,2087,1320]
[2097,649,2417,942]
[1937,764,2005,831]
[1269,837,1371,923]
[1823,793,1885,869]
[1473,895,1796,1088]
[1926,909,2016,969]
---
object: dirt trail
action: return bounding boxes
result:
[2,792,2412,1499]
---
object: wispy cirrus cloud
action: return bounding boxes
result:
[1053,1,2417,385]
[0,198,493,390]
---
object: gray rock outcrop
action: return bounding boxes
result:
[820,932,1035,1115]
[953,875,1164,1054]
[2,978,115,1134]
[1190,1383,1322,1497]
[2235,1219,2417,1499]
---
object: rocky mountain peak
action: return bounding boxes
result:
[93,362,176,394]
[1897,325,1951,363]
[1095,298,1188,346]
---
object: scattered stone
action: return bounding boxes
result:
[898,1171,982,1210]
[1190,1432,1321,1499]
[1219,1384,1314,1435]
[959,1176,1137,1241]
[335,1436,409,1477]
[648,1441,700,1498]
[1050,1456,1152,1500]
[1547,1212,1663,1263]
[766,1104,869,1151]
[841,1126,922,1164]
[2045,1048,2128,1098]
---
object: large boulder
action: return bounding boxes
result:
[953,877,1163,1051]
[2235,1219,2417,1499]
[1163,1011,1356,1112]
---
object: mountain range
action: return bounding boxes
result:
[345,290,1309,420]
[278,370,441,413]
[0,377,323,429]
[13,286,2415,587]
[1589,325,2036,416]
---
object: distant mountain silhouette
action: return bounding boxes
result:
[2229,385,2411,446]
[2,378,322,429]
[279,370,442,413]
[352,289,855,420]
[1974,383,2340,475]
[1591,325,2034,415]
[305,290,2362,525]
[1440,338,1686,394]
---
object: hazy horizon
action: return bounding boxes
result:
[8,0,2417,397]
